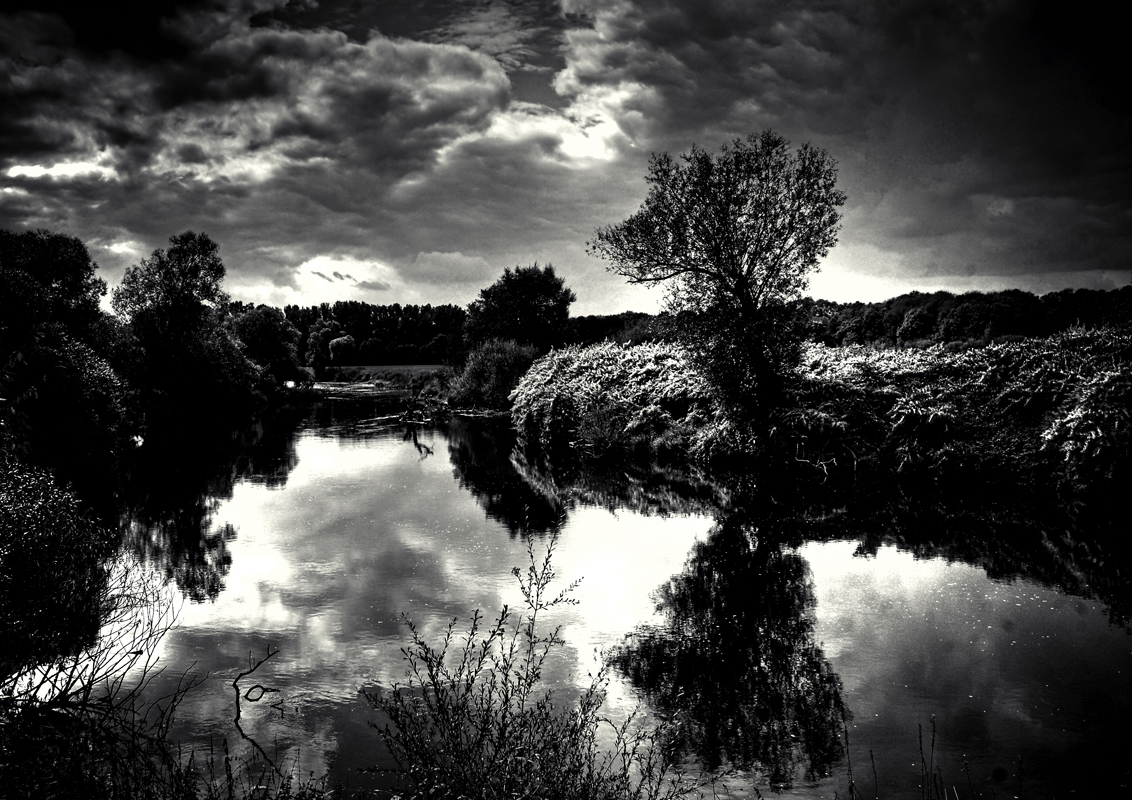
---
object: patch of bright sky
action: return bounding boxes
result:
[809,264,919,303]
[237,254,401,308]
[6,161,119,181]
[107,239,146,256]
[433,100,625,169]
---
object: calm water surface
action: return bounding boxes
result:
[127,403,1131,798]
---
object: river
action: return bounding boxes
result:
[122,399,1131,798]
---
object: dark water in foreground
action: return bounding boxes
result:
[122,401,1131,798]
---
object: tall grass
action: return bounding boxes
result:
[364,534,710,800]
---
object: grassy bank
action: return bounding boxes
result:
[510,327,1131,500]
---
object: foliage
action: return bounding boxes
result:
[510,342,712,459]
[0,228,109,352]
[328,334,356,365]
[778,327,1132,494]
[589,131,845,416]
[590,132,844,313]
[564,312,663,347]
[284,301,467,366]
[365,535,706,800]
[26,336,132,502]
[1040,368,1132,484]
[1,459,185,799]
[225,305,305,391]
[111,232,228,324]
[1,230,131,493]
[806,286,1132,348]
[303,318,343,377]
[0,557,191,800]
[0,459,115,677]
[464,263,576,352]
[111,231,260,424]
[680,302,808,418]
[504,318,1129,500]
[448,339,538,410]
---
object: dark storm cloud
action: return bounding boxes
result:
[355,280,390,292]
[558,0,1132,285]
[0,1,513,300]
[1,0,212,61]
[310,271,332,283]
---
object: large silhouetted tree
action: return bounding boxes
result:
[112,231,256,425]
[589,131,845,416]
[464,263,576,352]
[112,231,228,329]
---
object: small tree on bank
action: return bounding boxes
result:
[588,131,846,417]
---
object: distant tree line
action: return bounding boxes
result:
[804,286,1132,348]
[278,300,467,370]
[279,271,652,373]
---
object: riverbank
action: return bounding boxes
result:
[509,327,1131,505]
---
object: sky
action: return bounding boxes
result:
[2,0,1130,315]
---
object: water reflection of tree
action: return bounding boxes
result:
[611,509,846,790]
[121,403,304,601]
[442,416,567,537]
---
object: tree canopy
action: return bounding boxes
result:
[1,230,128,496]
[464,263,576,352]
[225,304,306,388]
[111,231,257,424]
[111,231,228,329]
[589,131,844,315]
[0,229,107,349]
[589,131,846,415]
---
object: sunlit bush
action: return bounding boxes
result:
[792,327,1132,489]
[510,342,712,458]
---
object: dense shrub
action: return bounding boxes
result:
[789,328,1132,489]
[510,342,712,458]
[0,459,113,677]
[448,339,538,410]
[682,326,1132,498]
